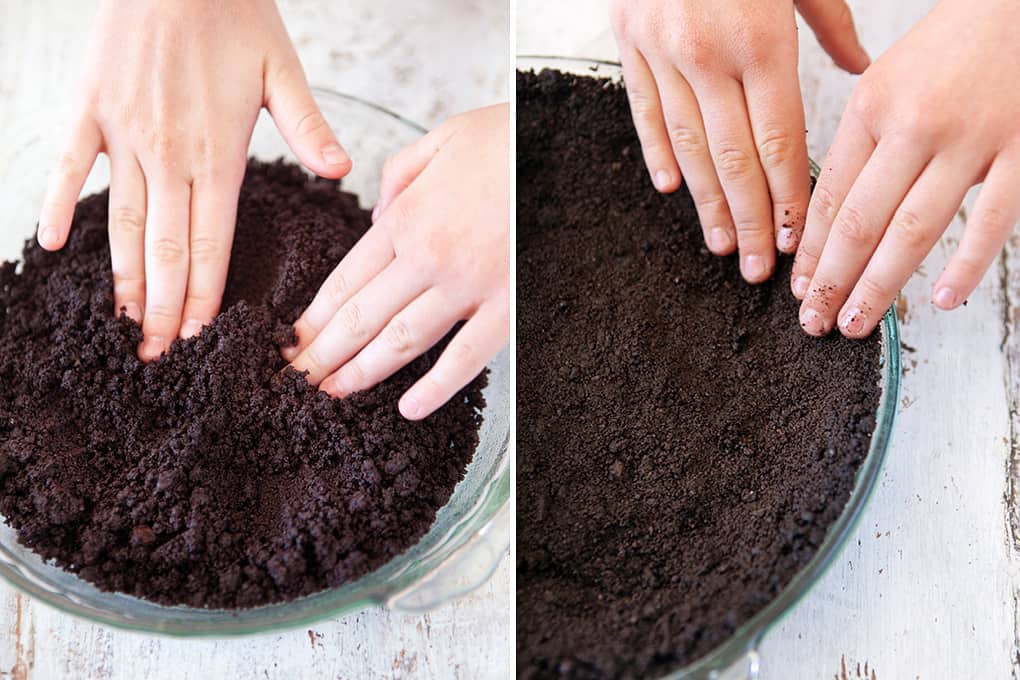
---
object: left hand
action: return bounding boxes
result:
[282,104,510,420]
[793,0,1020,337]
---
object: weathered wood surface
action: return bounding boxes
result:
[0,1,511,679]
[519,1,1020,678]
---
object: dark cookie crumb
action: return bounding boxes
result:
[516,69,880,678]
[0,159,485,609]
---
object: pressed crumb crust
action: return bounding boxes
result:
[517,69,881,679]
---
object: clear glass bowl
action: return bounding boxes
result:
[0,88,510,635]
[517,56,901,680]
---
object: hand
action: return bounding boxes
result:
[37,0,351,360]
[793,0,1020,337]
[609,0,869,282]
[282,105,510,420]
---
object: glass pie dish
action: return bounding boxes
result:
[0,88,510,635]
[517,55,901,680]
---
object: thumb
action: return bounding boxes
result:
[264,52,352,179]
[797,0,871,74]
[373,122,457,221]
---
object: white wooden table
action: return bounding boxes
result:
[0,2,511,679]
[520,1,1020,678]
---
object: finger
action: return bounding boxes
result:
[374,125,457,222]
[798,140,929,335]
[38,116,103,250]
[264,51,352,179]
[320,288,460,397]
[838,155,975,337]
[743,60,812,254]
[179,169,244,338]
[793,114,875,299]
[139,175,191,360]
[933,153,1020,310]
[619,47,681,193]
[796,0,871,74]
[693,76,774,282]
[289,260,427,385]
[108,154,147,323]
[649,60,736,255]
[399,301,508,421]
[280,225,395,361]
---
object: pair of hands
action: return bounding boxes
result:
[612,0,1020,338]
[38,0,509,420]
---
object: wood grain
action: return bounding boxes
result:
[518,1,1020,678]
[0,1,510,679]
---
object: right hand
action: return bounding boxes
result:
[609,0,869,283]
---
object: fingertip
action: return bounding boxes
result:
[280,344,299,362]
[138,335,167,362]
[398,391,428,421]
[932,285,961,310]
[707,227,736,256]
[319,141,353,178]
[741,254,772,284]
[653,169,680,194]
[37,224,66,251]
[799,305,830,336]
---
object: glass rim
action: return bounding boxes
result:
[0,85,510,636]
[516,55,902,677]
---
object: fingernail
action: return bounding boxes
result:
[708,227,732,253]
[743,255,766,281]
[933,286,958,309]
[799,307,827,335]
[140,335,165,360]
[777,227,797,252]
[180,318,204,339]
[121,302,142,323]
[281,345,299,362]
[793,276,810,299]
[371,204,381,223]
[321,142,350,167]
[38,225,56,248]
[654,170,672,191]
[400,393,423,420]
[840,307,866,336]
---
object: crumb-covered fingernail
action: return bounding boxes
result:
[799,307,827,335]
[777,227,797,252]
[839,307,866,336]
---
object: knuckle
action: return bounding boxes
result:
[148,130,177,163]
[55,151,81,178]
[145,303,179,323]
[295,110,330,138]
[112,207,145,235]
[384,318,414,354]
[627,90,659,123]
[847,83,881,122]
[834,205,873,245]
[326,272,349,304]
[856,275,889,301]
[189,236,221,263]
[810,185,839,222]
[341,360,367,388]
[889,209,929,250]
[756,130,795,170]
[974,206,1014,237]
[675,33,715,70]
[339,302,364,337]
[150,238,187,266]
[714,146,754,181]
[668,124,706,155]
[302,345,327,375]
